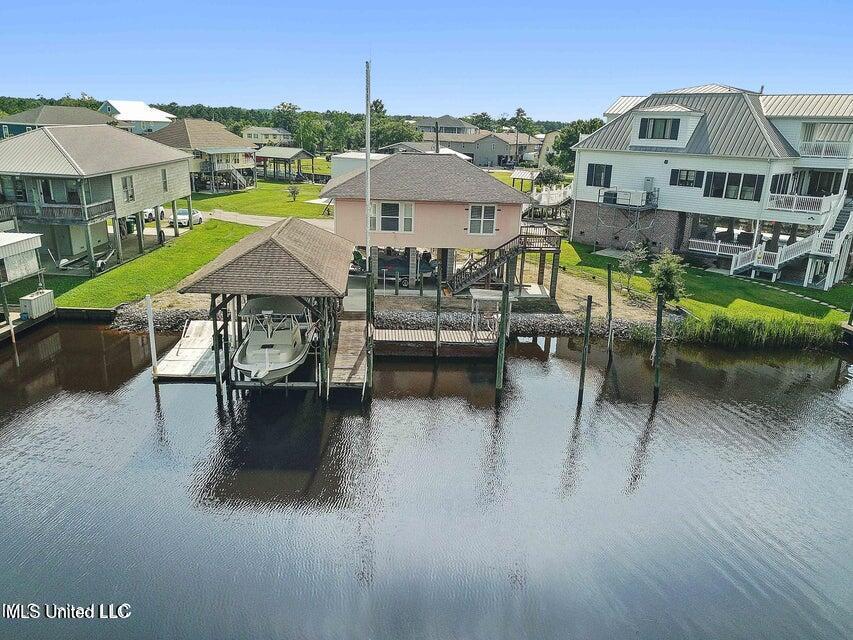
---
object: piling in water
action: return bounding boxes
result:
[578,295,592,407]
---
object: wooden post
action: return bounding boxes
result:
[84,223,97,276]
[435,261,442,355]
[319,298,328,396]
[577,295,592,407]
[394,271,399,295]
[848,302,853,325]
[607,263,613,358]
[113,212,124,263]
[146,294,158,378]
[653,293,663,403]
[495,283,510,391]
[154,205,163,245]
[419,272,424,297]
[518,250,526,294]
[210,295,222,395]
[187,194,195,230]
[222,299,231,386]
[171,200,180,237]
[135,211,145,254]
[549,249,560,299]
[537,252,546,285]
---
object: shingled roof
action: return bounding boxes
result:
[0,105,117,126]
[146,118,255,152]
[320,153,534,204]
[178,218,353,298]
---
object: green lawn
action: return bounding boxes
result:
[186,179,329,218]
[490,170,573,191]
[54,220,256,309]
[557,241,851,323]
[3,274,86,303]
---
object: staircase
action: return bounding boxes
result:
[230,168,247,189]
[447,224,562,293]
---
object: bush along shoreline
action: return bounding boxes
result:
[110,303,845,350]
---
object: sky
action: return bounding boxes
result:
[3,0,853,122]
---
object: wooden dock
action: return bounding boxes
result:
[0,310,56,344]
[329,314,367,388]
[153,320,218,382]
[375,327,499,357]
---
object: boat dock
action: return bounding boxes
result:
[153,320,218,382]
[329,312,367,389]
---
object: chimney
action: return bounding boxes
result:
[759,84,765,94]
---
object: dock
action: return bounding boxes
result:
[153,320,218,382]
[0,309,56,344]
[329,313,367,388]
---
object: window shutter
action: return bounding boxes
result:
[639,118,648,139]
[586,164,594,186]
[754,175,765,201]
[670,169,679,186]
[694,171,704,188]
[703,173,712,197]
[603,165,612,188]
[669,119,680,139]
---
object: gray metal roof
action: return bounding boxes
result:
[760,94,853,118]
[320,153,534,204]
[663,83,757,94]
[0,105,117,126]
[0,124,191,177]
[576,91,798,159]
[633,103,700,113]
[255,146,314,160]
[604,96,646,116]
[178,218,352,298]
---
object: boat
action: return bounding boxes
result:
[232,296,316,384]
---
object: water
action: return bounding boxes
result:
[1,323,851,639]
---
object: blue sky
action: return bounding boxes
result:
[4,0,853,121]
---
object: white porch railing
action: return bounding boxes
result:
[766,193,834,213]
[799,140,851,158]
[730,245,760,272]
[533,183,573,207]
[777,233,816,263]
[687,238,750,256]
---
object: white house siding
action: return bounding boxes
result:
[110,160,191,219]
[770,119,802,150]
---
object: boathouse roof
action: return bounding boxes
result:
[178,218,353,298]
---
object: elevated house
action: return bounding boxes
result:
[146,119,257,193]
[0,125,192,275]
[573,84,853,289]
[242,126,294,147]
[97,100,176,134]
[0,105,125,139]
[320,153,561,297]
[419,130,542,167]
[415,115,479,135]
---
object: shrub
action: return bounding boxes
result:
[537,166,564,186]
[287,185,300,201]
[650,249,686,302]
[673,313,840,349]
[619,245,648,292]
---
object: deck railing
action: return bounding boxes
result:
[799,140,851,158]
[0,202,15,221]
[86,199,116,218]
[766,193,834,213]
[687,238,750,256]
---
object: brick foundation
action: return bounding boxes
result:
[571,200,694,253]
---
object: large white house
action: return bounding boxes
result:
[572,84,853,290]
[98,100,176,134]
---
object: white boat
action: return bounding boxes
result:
[232,296,316,384]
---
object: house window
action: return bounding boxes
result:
[371,202,413,232]
[639,117,680,140]
[469,204,496,234]
[704,171,763,201]
[670,169,704,188]
[739,174,758,200]
[121,176,135,202]
[770,173,792,194]
[725,173,742,199]
[161,168,168,191]
[704,172,727,198]
[586,163,612,187]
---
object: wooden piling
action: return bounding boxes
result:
[577,295,592,407]
[210,295,222,395]
[606,263,613,357]
[366,265,375,390]
[653,293,663,403]
[434,262,442,355]
[146,294,157,377]
[495,283,510,391]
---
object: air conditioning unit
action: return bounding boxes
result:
[19,289,55,320]
[602,190,618,204]
[644,177,655,192]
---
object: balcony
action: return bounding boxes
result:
[799,140,851,159]
[0,199,115,223]
[596,188,658,211]
[687,238,750,257]
[766,193,838,214]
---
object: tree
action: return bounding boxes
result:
[649,249,687,302]
[271,102,300,132]
[537,166,564,186]
[227,119,251,136]
[287,185,301,201]
[325,110,352,151]
[551,118,605,172]
[294,112,326,152]
[465,112,494,131]
[619,244,648,293]
[370,99,386,118]
[512,107,536,135]
[370,118,422,150]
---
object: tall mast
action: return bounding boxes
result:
[365,60,371,269]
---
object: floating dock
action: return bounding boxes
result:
[153,320,218,382]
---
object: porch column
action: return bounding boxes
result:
[171,200,179,237]
[824,260,837,291]
[113,212,124,264]
[752,219,762,248]
[790,223,799,243]
[187,194,194,230]
[84,223,96,276]
[154,205,163,245]
[408,247,418,283]
[445,248,456,276]
[136,211,144,254]
[803,257,815,287]
[549,249,560,299]
[370,245,378,279]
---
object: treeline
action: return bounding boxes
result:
[0,93,101,116]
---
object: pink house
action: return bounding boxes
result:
[321,153,534,281]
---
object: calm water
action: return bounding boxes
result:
[0,322,851,639]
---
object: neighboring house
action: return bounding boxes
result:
[98,100,176,134]
[573,83,853,290]
[242,126,293,146]
[146,119,257,192]
[330,151,389,178]
[415,115,478,135]
[320,153,561,296]
[0,105,125,138]
[418,131,542,167]
[0,125,192,274]
[378,141,473,161]
[537,130,560,168]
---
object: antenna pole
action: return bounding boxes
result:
[365,61,371,273]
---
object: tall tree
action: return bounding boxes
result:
[370,119,422,151]
[370,99,387,118]
[551,118,605,172]
[271,102,300,132]
[465,112,494,131]
[294,112,326,152]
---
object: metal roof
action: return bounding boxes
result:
[604,96,647,116]
[321,153,534,204]
[178,218,353,298]
[0,125,191,177]
[633,103,700,113]
[663,83,757,94]
[101,100,175,123]
[255,146,314,160]
[0,232,41,259]
[576,91,797,159]
[510,169,540,180]
[0,105,117,126]
[759,94,853,118]
[145,119,255,152]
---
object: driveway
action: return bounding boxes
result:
[208,209,334,232]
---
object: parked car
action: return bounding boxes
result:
[168,208,203,227]
[143,206,165,222]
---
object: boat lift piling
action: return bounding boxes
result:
[495,283,510,391]
[577,295,592,408]
[606,264,613,360]
[653,294,664,403]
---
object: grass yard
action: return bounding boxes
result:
[489,170,573,191]
[54,220,256,309]
[3,274,86,304]
[186,179,329,218]
[556,241,852,324]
